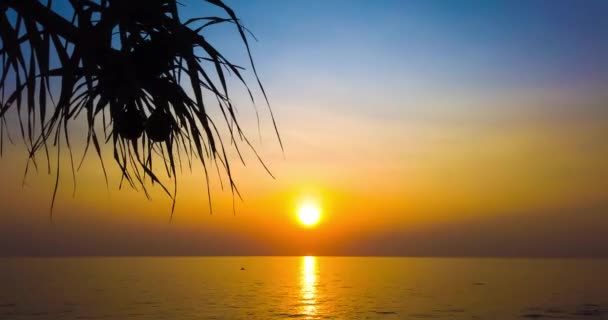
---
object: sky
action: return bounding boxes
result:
[1,0,607,257]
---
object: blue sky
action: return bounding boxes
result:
[230,0,608,88]
[194,0,608,128]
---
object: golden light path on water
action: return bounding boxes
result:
[299,256,318,317]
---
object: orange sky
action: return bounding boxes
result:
[1,0,607,257]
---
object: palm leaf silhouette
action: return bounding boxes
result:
[0,0,281,217]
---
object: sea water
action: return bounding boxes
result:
[0,257,606,319]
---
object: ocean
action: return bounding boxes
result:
[0,257,606,319]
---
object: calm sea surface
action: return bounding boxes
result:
[0,257,606,319]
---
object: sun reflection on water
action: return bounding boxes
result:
[299,256,317,317]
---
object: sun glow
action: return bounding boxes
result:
[297,203,321,226]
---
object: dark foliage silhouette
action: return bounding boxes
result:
[0,0,281,216]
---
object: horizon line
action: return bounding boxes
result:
[2,255,607,260]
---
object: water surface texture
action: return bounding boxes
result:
[1,257,607,319]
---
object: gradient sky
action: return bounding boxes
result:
[1,0,607,257]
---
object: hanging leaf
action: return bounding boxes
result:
[0,0,281,217]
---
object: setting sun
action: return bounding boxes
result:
[297,204,321,227]
[0,1,607,319]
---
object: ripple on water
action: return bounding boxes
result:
[274,313,308,318]
[521,304,604,319]
[75,315,115,319]
[433,307,466,314]
[133,300,159,305]
[408,313,440,318]
[573,304,603,317]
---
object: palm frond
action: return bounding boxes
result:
[0,0,280,217]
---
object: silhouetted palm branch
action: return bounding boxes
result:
[0,0,281,217]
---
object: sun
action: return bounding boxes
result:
[297,203,321,227]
